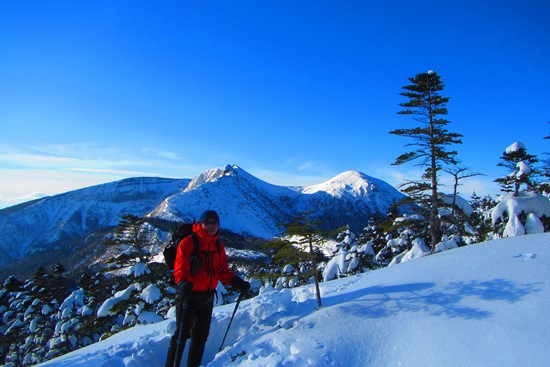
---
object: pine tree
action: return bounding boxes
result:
[33,266,47,280]
[494,142,538,196]
[469,192,497,241]
[354,222,382,270]
[390,70,463,250]
[107,214,149,263]
[278,211,328,308]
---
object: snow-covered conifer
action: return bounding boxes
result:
[495,142,539,196]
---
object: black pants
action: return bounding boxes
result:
[165,291,215,367]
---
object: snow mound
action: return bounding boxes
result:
[492,192,550,237]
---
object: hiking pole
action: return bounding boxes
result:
[218,292,244,352]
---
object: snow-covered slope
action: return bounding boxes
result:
[0,177,188,265]
[150,165,301,238]
[36,233,550,367]
[301,170,404,216]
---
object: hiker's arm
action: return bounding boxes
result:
[173,237,193,285]
[217,245,236,285]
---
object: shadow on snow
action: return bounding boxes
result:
[326,279,541,320]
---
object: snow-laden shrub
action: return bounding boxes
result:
[491,192,550,237]
[390,237,431,265]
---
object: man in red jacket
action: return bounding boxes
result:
[165,210,250,367]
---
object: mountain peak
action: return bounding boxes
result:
[302,170,381,198]
[184,164,241,192]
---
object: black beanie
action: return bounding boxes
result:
[199,210,219,224]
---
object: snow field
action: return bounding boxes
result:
[37,233,550,367]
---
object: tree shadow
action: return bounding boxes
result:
[325,279,541,320]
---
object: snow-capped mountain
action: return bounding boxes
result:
[150,166,402,238]
[0,177,189,277]
[149,165,301,238]
[0,165,405,278]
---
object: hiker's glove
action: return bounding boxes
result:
[230,276,251,294]
[176,280,193,300]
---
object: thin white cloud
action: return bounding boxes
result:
[1,191,48,202]
[0,169,124,209]
[67,167,160,176]
[0,143,187,173]
[297,161,315,171]
[0,151,75,167]
[0,143,225,209]
[0,143,180,208]
[140,148,183,161]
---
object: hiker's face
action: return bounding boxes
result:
[201,220,219,236]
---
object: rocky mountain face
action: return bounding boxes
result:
[0,165,405,278]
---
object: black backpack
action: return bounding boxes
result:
[163,223,198,270]
[163,222,221,274]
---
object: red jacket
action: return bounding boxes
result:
[173,222,236,291]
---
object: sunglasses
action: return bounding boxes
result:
[203,219,219,226]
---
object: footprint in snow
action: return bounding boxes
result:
[514,253,536,260]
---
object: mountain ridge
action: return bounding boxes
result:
[0,165,405,278]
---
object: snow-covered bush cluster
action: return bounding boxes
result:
[0,263,163,366]
[322,227,376,281]
[0,246,250,367]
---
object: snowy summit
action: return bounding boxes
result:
[302,170,379,198]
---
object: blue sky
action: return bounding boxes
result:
[1,1,548,209]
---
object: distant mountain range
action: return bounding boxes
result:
[0,165,405,278]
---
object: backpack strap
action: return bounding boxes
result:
[190,232,200,257]
[190,232,220,256]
